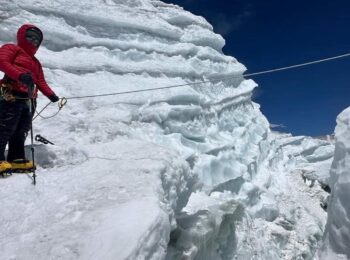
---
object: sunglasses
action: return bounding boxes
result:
[25,29,42,47]
[26,35,40,46]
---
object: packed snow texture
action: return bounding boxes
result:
[320,107,350,259]
[0,0,336,259]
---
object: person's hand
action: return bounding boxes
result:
[18,73,34,89]
[48,94,59,103]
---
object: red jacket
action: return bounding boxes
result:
[0,24,55,98]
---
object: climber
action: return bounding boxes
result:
[0,24,59,174]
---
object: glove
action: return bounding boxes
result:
[18,73,34,89]
[48,94,59,103]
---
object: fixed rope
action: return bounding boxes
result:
[35,52,350,118]
[244,52,350,77]
[33,98,67,121]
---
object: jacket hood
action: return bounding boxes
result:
[17,24,43,56]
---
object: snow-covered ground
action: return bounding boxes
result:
[0,0,343,259]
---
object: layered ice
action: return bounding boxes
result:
[320,107,350,259]
[0,0,337,259]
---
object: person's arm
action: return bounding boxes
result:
[0,44,22,80]
[36,63,59,102]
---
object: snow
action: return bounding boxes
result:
[0,0,339,259]
[1,139,193,259]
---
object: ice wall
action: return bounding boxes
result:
[321,107,350,259]
[0,0,335,259]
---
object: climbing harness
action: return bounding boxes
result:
[0,83,16,102]
[0,82,37,102]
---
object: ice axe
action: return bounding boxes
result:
[28,82,37,185]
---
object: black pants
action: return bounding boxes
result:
[0,99,34,161]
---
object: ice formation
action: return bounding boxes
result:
[0,0,340,259]
[320,107,350,259]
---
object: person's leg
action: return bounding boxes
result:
[0,100,21,161]
[7,131,27,161]
[7,102,32,161]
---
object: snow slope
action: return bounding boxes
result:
[0,0,336,259]
[1,139,193,259]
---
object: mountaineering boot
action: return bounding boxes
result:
[10,159,36,173]
[0,161,12,176]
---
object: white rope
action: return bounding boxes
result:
[244,53,350,77]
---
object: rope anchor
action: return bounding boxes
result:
[35,134,55,145]
[33,97,67,121]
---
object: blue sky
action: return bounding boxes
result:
[163,0,350,136]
